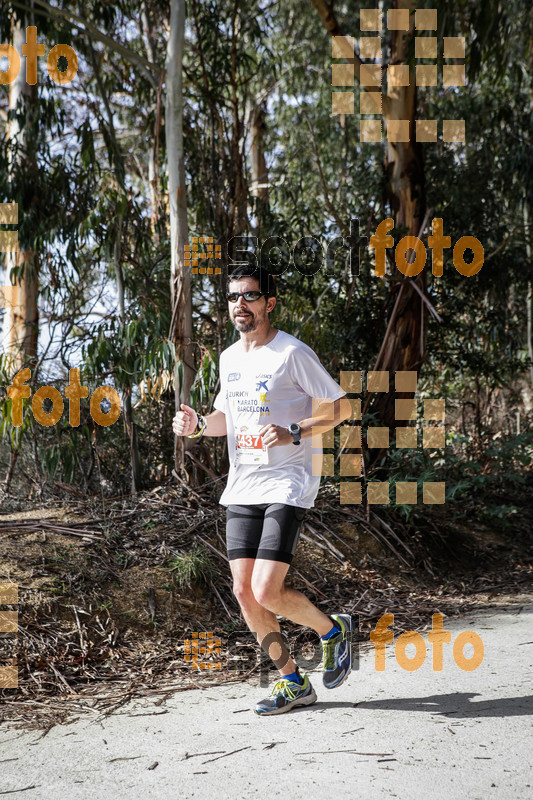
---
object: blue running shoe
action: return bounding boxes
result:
[254,671,317,716]
[322,613,353,689]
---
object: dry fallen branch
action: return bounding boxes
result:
[1,481,530,731]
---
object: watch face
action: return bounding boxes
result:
[289,423,300,434]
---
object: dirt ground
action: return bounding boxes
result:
[1,600,532,799]
[1,489,532,732]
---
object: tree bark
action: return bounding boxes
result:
[142,2,164,238]
[89,37,142,494]
[1,22,39,372]
[3,448,19,495]
[525,202,533,388]
[114,211,141,494]
[228,0,249,236]
[311,0,427,432]
[371,0,427,432]
[166,0,194,476]
[250,100,269,228]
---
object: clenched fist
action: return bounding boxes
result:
[172,404,198,437]
[258,423,292,448]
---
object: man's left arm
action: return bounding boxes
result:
[260,397,351,448]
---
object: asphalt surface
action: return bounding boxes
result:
[1,603,532,799]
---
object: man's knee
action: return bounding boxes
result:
[232,580,255,608]
[251,580,282,611]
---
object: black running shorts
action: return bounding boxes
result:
[225,503,307,564]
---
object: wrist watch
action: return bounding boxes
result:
[288,422,302,445]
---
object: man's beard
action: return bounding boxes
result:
[231,311,260,332]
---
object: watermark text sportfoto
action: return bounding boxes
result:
[370,613,484,671]
[0,26,78,86]
[222,613,483,686]
[5,369,121,427]
[228,217,483,278]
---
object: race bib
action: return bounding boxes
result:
[235,427,269,465]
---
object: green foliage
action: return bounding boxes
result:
[383,426,532,528]
[190,348,219,412]
[0,356,31,451]
[167,545,216,590]
[0,0,531,510]
[38,419,92,484]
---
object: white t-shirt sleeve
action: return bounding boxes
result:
[285,343,345,402]
[213,354,226,412]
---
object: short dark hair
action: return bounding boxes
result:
[227,265,277,297]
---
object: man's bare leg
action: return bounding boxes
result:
[230,558,336,678]
[230,558,299,676]
[251,558,334,637]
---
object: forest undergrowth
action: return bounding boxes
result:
[1,472,531,731]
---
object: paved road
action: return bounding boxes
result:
[1,604,532,799]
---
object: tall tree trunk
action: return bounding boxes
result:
[166,0,194,476]
[250,100,269,233]
[114,212,141,494]
[312,0,427,432]
[525,201,533,388]
[142,3,164,239]
[526,0,533,392]
[372,0,426,431]
[3,449,19,494]
[88,37,142,494]
[1,22,39,372]
[228,0,248,236]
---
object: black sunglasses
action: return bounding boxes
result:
[226,290,268,302]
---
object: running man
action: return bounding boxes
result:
[172,265,352,715]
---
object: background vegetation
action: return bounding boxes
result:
[0,0,531,530]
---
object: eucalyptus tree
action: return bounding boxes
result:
[290,0,531,428]
[0,20,38,371]
[0,2,100,490]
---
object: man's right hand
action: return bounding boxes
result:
[172,404,198,437]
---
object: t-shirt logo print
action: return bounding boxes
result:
[256,380,269,392]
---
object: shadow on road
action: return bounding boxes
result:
[347,693,533,718]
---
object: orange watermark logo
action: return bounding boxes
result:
[216,613,483,686]
[5,368,121,428]
[183,631,222,670]
[370,218,483,278]
[225,217,484,278]
[0,26,78,86]
[185,236,222,275]
[332,8,466,143]
[312,371,446,506]
[370,613,484,671]
[0,582,18,689]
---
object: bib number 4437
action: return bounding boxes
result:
[235,429,268,464]
[237,433,262,449]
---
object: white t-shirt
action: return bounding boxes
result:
[213,330,345,508]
